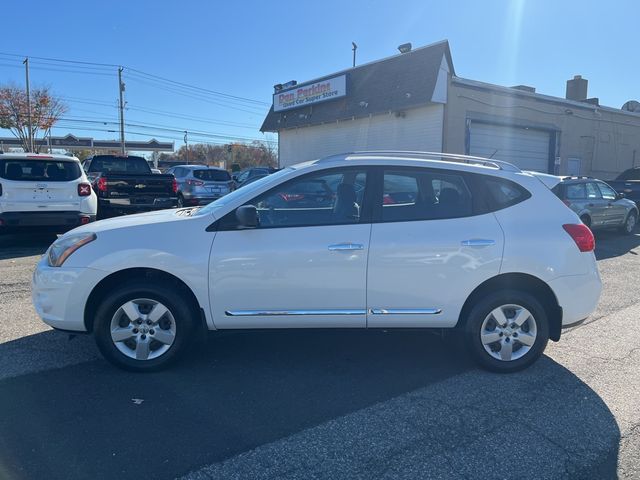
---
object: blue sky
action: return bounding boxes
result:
[1,0,638,152]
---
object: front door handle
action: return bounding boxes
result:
[328,243,365,251]
[461,239,496,247]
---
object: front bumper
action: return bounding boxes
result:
[32,257,107,332]
[548,268,602,327]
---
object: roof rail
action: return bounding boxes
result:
[317,151,522,172]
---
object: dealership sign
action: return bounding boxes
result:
[274,75,346,112]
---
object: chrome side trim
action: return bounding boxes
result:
[225,309,367,317]
[369,308,442,315]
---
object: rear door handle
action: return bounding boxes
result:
[328,243,365,251]
[461,239,496,247]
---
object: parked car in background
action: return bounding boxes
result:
[165,165,233,207]
[238,172,269,188]
[551,176,638,234]
[232,167,277,189]
[606,167,640,208]
[0,153,97,232]
[83,155,177,218]
[33,151,601,373]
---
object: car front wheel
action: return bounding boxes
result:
[94,281,194,371]
[465,290,549,373]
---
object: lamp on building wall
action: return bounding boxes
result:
[398,43,412,54]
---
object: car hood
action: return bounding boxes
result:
[67,208,204,236]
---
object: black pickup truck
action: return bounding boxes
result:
[606,167,640,207]
[83,155,177,218]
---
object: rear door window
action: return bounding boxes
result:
[585,183,601,199]
[0,160,82,182]
[380,169,473,222]
[193,169,231,181]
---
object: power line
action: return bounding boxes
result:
[125,67,269,106]
[0,50,269,106]
[123,73,267,114]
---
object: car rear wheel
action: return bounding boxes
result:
[94,281,194,371]
[580,215,591,228]
[465,290,549,373]
[619,211,637,235]
[177,194,185,208]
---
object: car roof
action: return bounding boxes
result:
[559,176,597,182]
[288,151,522,177]
[0,153,80,162]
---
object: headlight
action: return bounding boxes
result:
[47,233,97,267]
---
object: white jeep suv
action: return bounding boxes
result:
[0,153,97,232]
[32,152,601,372]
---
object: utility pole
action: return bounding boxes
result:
[352,42,358,68]
[184,131,189,164]
[118,67,126,154]
[23,57,33,152]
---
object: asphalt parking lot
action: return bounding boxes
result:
[0,231,639,479]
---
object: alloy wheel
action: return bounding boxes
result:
[626,214,636,233]
[110,298,176,361]
[480,304,537,362]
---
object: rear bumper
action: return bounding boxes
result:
[0,211,95,230]
[548,269,602,327]
[98,197,177,212]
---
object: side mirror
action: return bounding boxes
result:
[235,205,258,228]
[617,192,626,200]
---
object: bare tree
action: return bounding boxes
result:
[0,84,67,152]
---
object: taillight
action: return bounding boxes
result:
[96,177,107,192]
[563,224,595,252]
[79,216,91,225]
[172,178,178,193]
[78,183,92,196]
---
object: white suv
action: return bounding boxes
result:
[32,152,601,372]
[0,153,97,232]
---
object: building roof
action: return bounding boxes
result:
[260,40,454,132]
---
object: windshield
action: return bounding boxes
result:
[193,169,230,181]
[88,156,151,174]
[0,159,81,181]
[195,167,293,215]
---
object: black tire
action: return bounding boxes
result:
[619,211,637,235]
[177,194,185,208]
[464,290,549,373]
[580,215,591,229]
[94,280,195,372]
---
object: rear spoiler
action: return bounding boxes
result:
[525,171,562,189]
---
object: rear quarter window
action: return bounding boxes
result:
[479,176,532,212]
[0,160,82,182]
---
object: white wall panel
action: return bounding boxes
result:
[278,104,444,166]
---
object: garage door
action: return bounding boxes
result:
[469,123,551,173]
